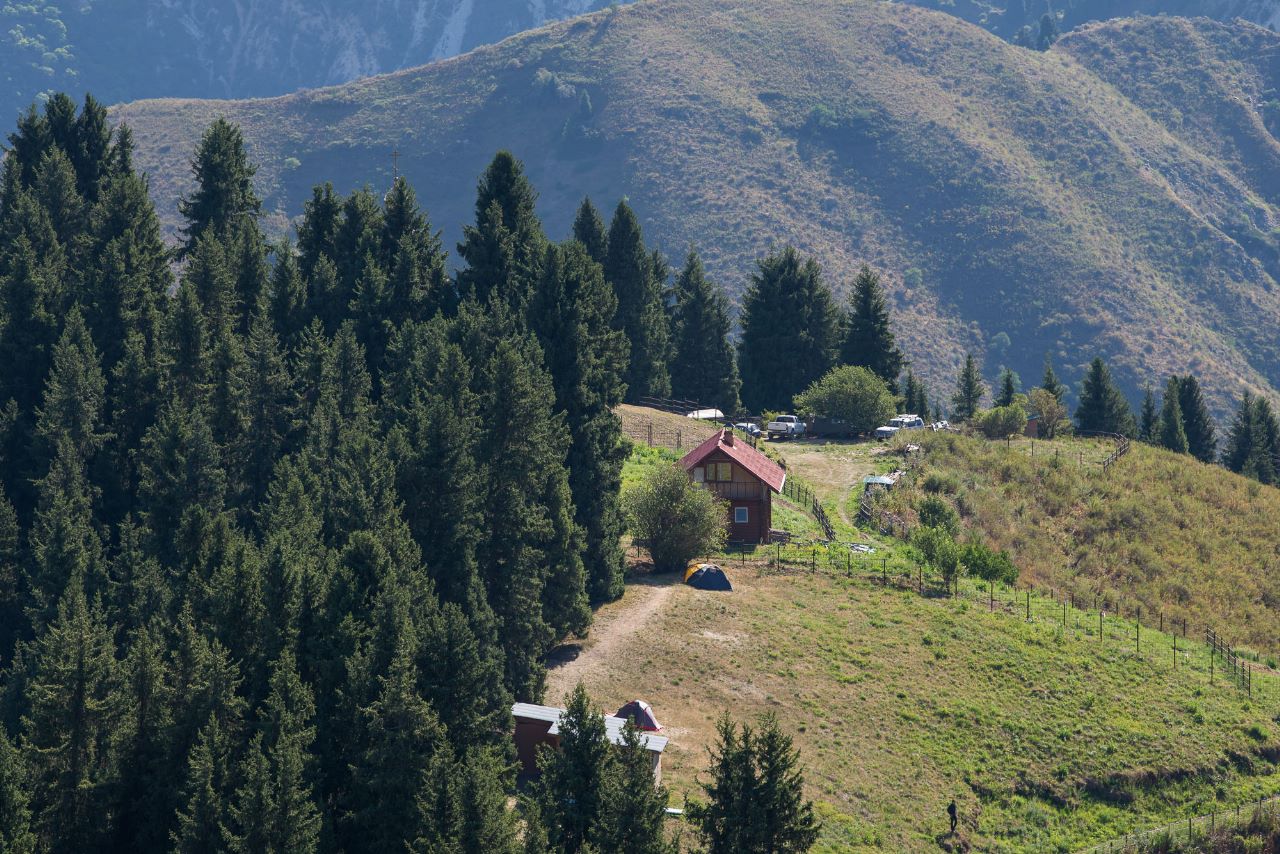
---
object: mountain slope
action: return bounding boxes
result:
[909,0,1280,39]
[2,0,611,125]
[114,0,1280,416]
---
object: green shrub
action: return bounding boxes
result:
[974,403,1028,439]
[625,463,727,573]
[962,541,1019,585]
[917,495,959,535]
[793,365,896,433]
[921,472,960,495]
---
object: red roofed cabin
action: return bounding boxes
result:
[680,429,786,543]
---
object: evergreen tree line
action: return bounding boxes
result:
[947,349,1280,486]
[0,94,796,852]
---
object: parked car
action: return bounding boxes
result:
[806,417,860,439]
[766,415,806,440]
[733,422,762,438]
[874,414,926,440]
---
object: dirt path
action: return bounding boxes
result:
[545,578,677,699]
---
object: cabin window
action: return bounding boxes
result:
[734,506,749,524]
[693,467,705,483]
[711,462,732,482]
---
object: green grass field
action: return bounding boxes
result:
[596,435,1280,851]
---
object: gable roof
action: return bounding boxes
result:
[679,429,786,493]
[512,703,669,753]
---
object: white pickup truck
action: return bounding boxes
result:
[766,415,806,440]
[874,414,927,440]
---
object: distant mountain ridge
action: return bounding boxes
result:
[7,0,1280,129]
[110,1,1280,420]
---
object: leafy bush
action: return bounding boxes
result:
[1028,388,1071,439]
[917,495,959,535]
[625,463,726,573]
[921,472,959,495]
[962,541,1018,585]
[792,365,896,433]
[912,526,961,590]
[974,403,1027,439]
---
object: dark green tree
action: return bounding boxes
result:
[456,151,546,309]
[571,197,608,265]
[738,247,840,412]
[950,354,985,422]
[594,720,674,854]
[238,309,299,514]
[1137,385,1159,443]
[994,368,1018,408]
[1074,357,1135,437]
[179,118,261,253]
[669,248,740,413]
[531,241,630,605]
[35,308,108,466]
[297,183,342,280]
[1176,375,1217,463]
[0,730,36,854]
[1224,392,1280,484]
[840,265,904,394]
[269,241,309,346]
[108,627,174,852]
[1040,355,1066,402]
[22,581,117,852]
[604,201,670,401]
[1160,380,1190,458]
[532,683,612,853]
[171,716,234,854]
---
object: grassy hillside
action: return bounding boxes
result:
[878,431,1280,654]
[550,558,1280,852]
[112,0,1280,417]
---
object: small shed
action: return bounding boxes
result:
[862,471,902,495]
[512,702,670,783]
[680,429,787,543]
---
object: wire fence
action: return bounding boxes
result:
[1076,794,1280,852]
[781,477,836,541]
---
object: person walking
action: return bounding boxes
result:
[947,799,958,835]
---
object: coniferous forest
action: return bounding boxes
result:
[0,94,745,852]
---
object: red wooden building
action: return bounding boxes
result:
[679,429,786,543]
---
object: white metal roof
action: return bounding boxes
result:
[512,703,669,753]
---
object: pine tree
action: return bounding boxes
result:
[259,651,322,854]
[1176,375,1217,463]
[34,308,108,466]
[33,148,86,251]
[269,241,309,346]
[594,719,674,854]
[604,200,671,401]
[951,354,985,422]
[239,309,299,514]
[344,637,451,854]
[179,118,261,253]
[688,714,818,854]
[136,399,227,569]
[738,247,840,412]
[571,197,608,265]
[456,151,546,309]
[109,627,174,852]
[840,265,904,394]
[533,683,612,853]
[0,488,21,657]
[22,581,117,853]
[669,248,740,413]
[1138,385,1159,443]
[1041,355,1066,402]
[297,183,342,280]
[994,368,1018,408]
[0,730,36,854]
[26,439,105,629]
[172,716,233,854]
[1224,393,1280,484]
[1074,357,1135,437]
[530,241,630,605]
[164,280,211,407]
[333,189,384,317]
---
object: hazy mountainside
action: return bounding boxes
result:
[115,0,1280,417]
[6,0,1280,135]
[1,0,609,125]
[908,0,1280,38]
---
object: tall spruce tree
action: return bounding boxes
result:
[530,242,629,605]
[593,720,675,854]
[1158,378,1189,454]
[179,119,261,254]
[1224,393,1280,484]
[1074,357,1135,437]
[0,730,36,854]
[669,248,740,413]
[1138,385,1159,443]
[1176,375,1217,463]
[571,197,608,265]
[532,683,612,854]
[1041,354,1066,402]
[456,151,546,310]
[951,354,985,422]
[994,368,1018,408]
[23,581,117,853]
[604,201,671,401]
[738,247,840,412]
[840,265,904,394]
